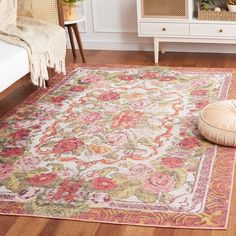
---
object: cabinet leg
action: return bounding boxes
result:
[154,38,159,63]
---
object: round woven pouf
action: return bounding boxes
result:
[198,100,236,147]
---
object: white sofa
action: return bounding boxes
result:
[0,40,30,93]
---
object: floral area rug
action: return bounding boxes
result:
[0,65,235,229]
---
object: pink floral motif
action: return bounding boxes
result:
[112,111,143,129]
[16,157,40,171]
[0,147,25,157]
[54,138,84,154]
[0,163,14,179]
[196,100,209,110]
[134,149,148,157]
[50,179,82,202]
[18,188,41,201]
[187,165,198,172]
[98,91,120,101]
[83,171,100,181]
[89,144,111,155]
[160,157,184,168]
[32,125,41,130]
[86,125,104,136]
[130,99,150,109]
[93,177,117,191]
[80,75,102,84]
[160,76,176,82]
[191,80,210,87]
[80,112,102,125]
[70,85,86,92]
[179,128,188,136]
[106,132,128,146]
[11,129,30,140]
[144,172,176,193]
[0,122,7,129]
[94,79,107,88]
[28,173,57,186]
[191,90,208,96]
[142,71,160,79]
[169,150,189,158]
[51,96,67,104]
[119,75,135,81]
[75,190,87,201]
[129,164,153,177]
[89,192,111,204]
[180,137,200,149]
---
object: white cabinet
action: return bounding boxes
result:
[140,23,189,36]
[190,24,236,37]
[137,0,236,62]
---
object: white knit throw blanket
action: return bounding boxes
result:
[0,0,66,87]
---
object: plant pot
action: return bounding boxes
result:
[227,4,236,12]
[62,3,79,21]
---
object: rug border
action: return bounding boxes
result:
[225,150,236,228]
[0,211,230,230]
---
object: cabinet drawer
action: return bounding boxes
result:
[190,24,236,37]
[140,22,189,36]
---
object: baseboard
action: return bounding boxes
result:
[80,38,236,54]
[82,39,154,51]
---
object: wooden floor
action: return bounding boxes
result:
[0,50,236,236]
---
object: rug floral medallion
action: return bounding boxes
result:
[0,65,235,229]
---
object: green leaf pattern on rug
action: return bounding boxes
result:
[6,175,20,192]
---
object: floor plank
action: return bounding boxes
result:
[1,50,236,236]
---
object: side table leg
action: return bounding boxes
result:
[67,25,77,58]
[154,37,159,63]
[72,24,86,63]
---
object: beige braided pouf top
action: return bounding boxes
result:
[198,100,236,147]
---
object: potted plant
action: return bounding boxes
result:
[199,0,215,11]
[62,0,84,21]
[227,0,236,12]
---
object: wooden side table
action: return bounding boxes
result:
[64,15,86,63]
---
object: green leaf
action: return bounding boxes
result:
[172,168,187,188]
[6,175,20,192]
[135,188,158,203]
[50,163,65,172]
[112,186,138,200]
[27,168,49,177]
[111,173,128,184]
[159,192,174,204]
[150,160,165,172]
[97,167,118,177]
[122,179,141,188]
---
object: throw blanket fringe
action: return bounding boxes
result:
[30,51,66,87]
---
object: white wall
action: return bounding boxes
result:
[77,0,153,51]
[76,0,236,54]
